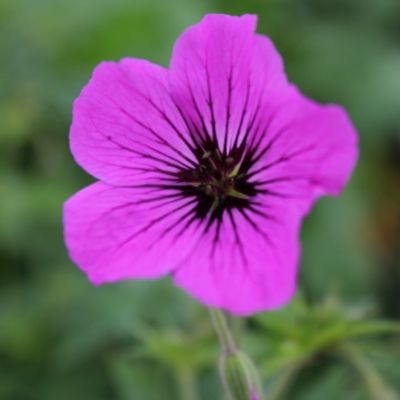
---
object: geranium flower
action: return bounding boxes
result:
[64,14,358,315]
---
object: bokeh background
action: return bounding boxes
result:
[1,0,399,399]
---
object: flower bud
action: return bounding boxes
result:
[220,351,262,400]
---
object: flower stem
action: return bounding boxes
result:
[209,308,263,400]
[209,308,237,355]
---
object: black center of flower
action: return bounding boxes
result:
[177,140,258,221]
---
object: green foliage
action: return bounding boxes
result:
[1,0,399,399]
[250,295,400,399]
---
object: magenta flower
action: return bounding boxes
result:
[64,14,357,315]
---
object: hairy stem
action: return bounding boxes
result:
[209,308,237,355]
[209,308,263,399]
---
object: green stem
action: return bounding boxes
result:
[176,366,199,400]
[231,315,244,347]
[340,344,397,400]
[209,308,237,355]
[268,359,308,400]
[209,309,264,400]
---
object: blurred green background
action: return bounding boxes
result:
[1,0,399,399]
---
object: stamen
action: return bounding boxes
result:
[177,140,259,221]
[228,162,242,178]
[227,189,249,200]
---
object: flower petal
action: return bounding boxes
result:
[169,14,289,153]
[245,87,358,214]
[172,196,301,315]
[63,182,206,284]
[71,59,196,185]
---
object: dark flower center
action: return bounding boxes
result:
[177,142,258,222]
